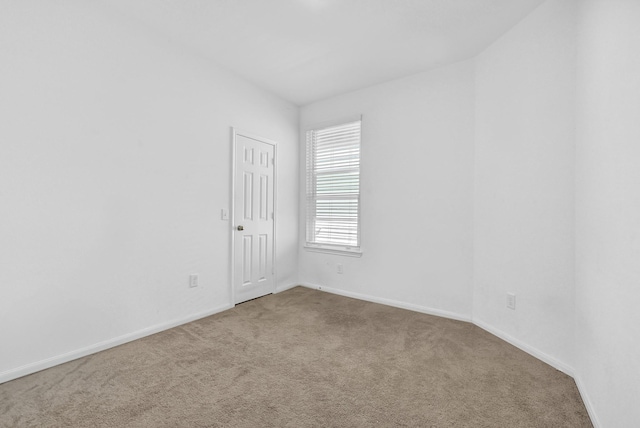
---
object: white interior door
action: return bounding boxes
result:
[232,130,276,304]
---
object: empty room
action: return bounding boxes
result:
[1,0,638,426]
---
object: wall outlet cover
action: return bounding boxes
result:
[189,274,199,288]
[507,293,516,310]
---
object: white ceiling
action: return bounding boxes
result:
[103,0,545,106]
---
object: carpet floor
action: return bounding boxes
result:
[0,286,592,427]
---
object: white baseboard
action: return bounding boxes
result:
[0,285,601,428]
[472,317,574,376]
[0,303,233,385]
[300,282,472,322]
[300,284,578,375]
[275,283,299,294]
[301,285,598,426]
[574,374,601,428]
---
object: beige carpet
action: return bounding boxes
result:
[0,286,592,427]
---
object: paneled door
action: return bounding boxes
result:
[232,130,276,304]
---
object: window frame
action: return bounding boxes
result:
[304,116,363,257]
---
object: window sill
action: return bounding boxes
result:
[304,246,362,257]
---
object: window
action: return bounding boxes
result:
[305,119,361,255]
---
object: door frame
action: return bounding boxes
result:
[230,127,278,305]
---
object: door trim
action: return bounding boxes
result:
[230,127,277,305]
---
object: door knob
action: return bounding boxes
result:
[237,225,244,231]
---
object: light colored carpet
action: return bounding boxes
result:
[0,286,592,427]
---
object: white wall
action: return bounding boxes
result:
[299,61,475,320]
[575,1,640,426]
[473,0,576,371]
[0,1,298,381]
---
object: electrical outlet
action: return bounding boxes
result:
[189,274,199,288]
[337,264,344,274]
[507,293,516,310]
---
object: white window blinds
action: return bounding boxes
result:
[306,120,361,253]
